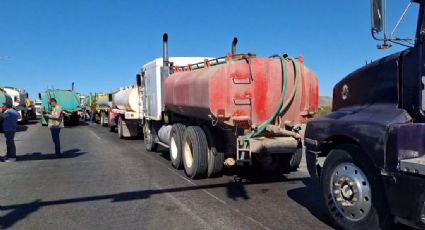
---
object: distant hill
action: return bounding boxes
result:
[316,96,332,117]
[319,96,332,108]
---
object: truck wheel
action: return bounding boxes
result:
[182,126,208,179]
[143,122,157,152]
[321,144,392,230]
[100,113,105,126]
[118,117,124,139]
[170,123,185,169]
[253,154,285,174]
[203,128,224,178]
[282,148,303,172]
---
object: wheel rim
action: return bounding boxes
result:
[184,139,194,168]
[170,136,178,160]
[329,163,372,221]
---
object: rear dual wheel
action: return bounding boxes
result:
[100,112,106,126]
[204,128,224,178]
[170,125,223,179]
[182,126,208,179]
[282,147,303,172]
[170,123,185,169]
[254,147,303,174]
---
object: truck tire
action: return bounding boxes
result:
[118,116,124,139]
[253,154,285,174]
[144,121,157,152]
[281,148,303,172]
[182,126,208,179]
[203,128,224,178]
[170,123,185,169]
[109,124,115,132]
[100,112,105,126]
[321,144,393,230]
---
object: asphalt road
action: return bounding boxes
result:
[0,121,333,230]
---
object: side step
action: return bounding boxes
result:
[399,156,425,175]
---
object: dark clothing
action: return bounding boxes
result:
[91,110,96,123]
[2,109,20,132]
[4,131,16,158]
[50,128,61,154]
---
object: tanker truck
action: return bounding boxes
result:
[0,89,13,132]
[40,89,82,126]
[305,0,425,229]
[93,93,110,126]
[109,86,143,138]
[140,34,318,179]
[1,87,29,124]
[82,93,109,124]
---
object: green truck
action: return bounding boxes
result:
[39,89,82,126]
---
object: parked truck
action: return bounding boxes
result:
[108,86,143,138]
[94,93,110,126]
[1,86,29,124]
[140,34,318,179]
[34,99,42,118]
[40,89,82,126]
[305,0,425,229]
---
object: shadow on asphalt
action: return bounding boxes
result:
[17,149,86,161]
[287,178,332,227]
[24,120,39,126]
[78,121,91,126]
[1,125,29,133]
[0,174,303,229]
[16,125,28,132]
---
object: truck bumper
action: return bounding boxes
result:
[383,172,425,228]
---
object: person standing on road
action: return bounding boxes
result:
[44,98,64,156]
[0,103,20,162]
[90,102,97,124]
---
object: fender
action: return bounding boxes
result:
[305,104,411,179]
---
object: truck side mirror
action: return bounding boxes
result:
[136,74,142,87]
[38,93,41,100]
[371,0,383,33]
[108,93,113,102]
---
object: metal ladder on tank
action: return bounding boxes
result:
[230,57,255,165]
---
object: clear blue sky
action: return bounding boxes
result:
[0,0,419,98]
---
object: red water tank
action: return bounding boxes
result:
[163,54,318,128]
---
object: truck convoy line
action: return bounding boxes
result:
[91,0,425,229]
[100,34,318,180]
[2,0,423,229]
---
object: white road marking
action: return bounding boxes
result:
[89,130,102,140]
[142,151,272,230]
[152,182,213,229]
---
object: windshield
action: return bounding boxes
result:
[387,0,419,46]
